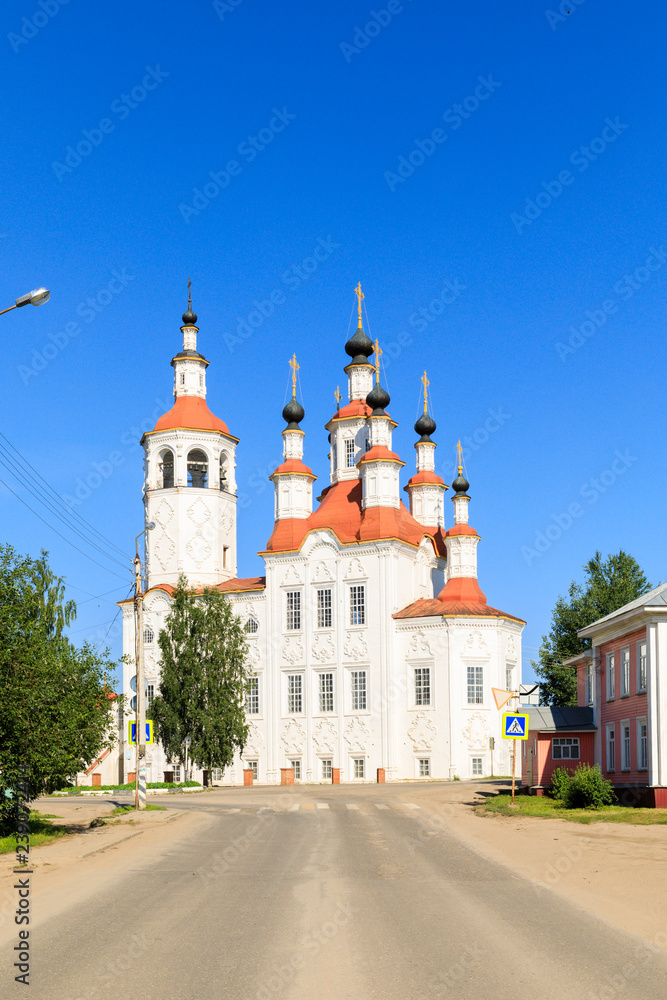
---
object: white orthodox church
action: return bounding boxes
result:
[120,288,525,784]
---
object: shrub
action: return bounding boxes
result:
[562,763,616,809]
[550,767,572,801]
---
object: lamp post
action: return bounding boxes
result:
[0,287,50,317]
[134,521,156,810]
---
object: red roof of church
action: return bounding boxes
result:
[270,459,316,478]
[120,577,267,604]
[263,479,446,555]
[328,399,372,422]
[394,597,525,623]
[405,471,447,488]
[148,395,233,436]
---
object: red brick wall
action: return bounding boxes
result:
[598,626,649,785]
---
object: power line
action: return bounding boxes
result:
[0,476,132,583]
[0,431,130,561]
[0,444,132,574]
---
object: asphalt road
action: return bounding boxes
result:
[6,784,667,999]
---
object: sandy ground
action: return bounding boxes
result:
[408,784,667,951]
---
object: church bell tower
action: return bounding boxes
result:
[141,285,239,589]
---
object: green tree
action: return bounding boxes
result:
[0,545,119,818]
[534,550,652,706]
[151,576,250,779]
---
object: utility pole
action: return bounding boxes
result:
[133,522,155,810]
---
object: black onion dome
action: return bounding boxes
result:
[414,412,436,441]
[182,307,198,326]
[452,471,470,495]
[366,382,390,415]
[282,397,305,429]
[345,327,374,366]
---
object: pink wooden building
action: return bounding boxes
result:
[521,706,596,793]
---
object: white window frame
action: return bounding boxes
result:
[637,641,647,693]
[246,760,258,781]
[505,664,513,692]
[345,439,356,468]
[287,673,303,715]
[147,683,154,708]
[414,666,431,707]
[244,616,259,634]
[621,719,631,772]
[318,672,334,714]
[285,590,302,632]
[350,669,367,712]
[349,584,366,626]
[471,757,483,777]
[606,652,615,701]
[352,757,365,780]
[585,662,593,706]
[316,588,333,630]
[467,665,484,705]
[552,737,580,760]
[606,723,616,772]
[246,675,260,715]
[320,758,333,781]
[289,759,302,781]
[620,645,630,698]
[143,626,155,644]
[637,716,648,771]
[417,758,431,777]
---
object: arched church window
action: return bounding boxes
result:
[244,616,259,633]
[143,626,155,645]
[159,449,174,489]
[187,449,208,488]
[220,453,228,491]
[332,444,337,470]
[180,373,186,385]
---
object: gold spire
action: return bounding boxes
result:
[456,439,463,475]
[421,371,430,414]
[354,282,364,329]
[334,385,341,408]
[373,338,383,385]
[289,353,299,398]
[187,276,192,311]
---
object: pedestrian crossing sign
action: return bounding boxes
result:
[502,713,528,740]
[128,721,154,745]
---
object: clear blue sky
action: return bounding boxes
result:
[3,0,666,687]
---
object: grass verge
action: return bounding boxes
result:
[476,791,667,825]
[0,813,69,854]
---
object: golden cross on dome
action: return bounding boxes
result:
[334,385,341,407]
[354,282,364,328]
[289,353,299,398]
[421,371,430,413]
[187,276,192,310]
[456,439,463,474]
[374,338,383,384]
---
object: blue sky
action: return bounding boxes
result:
[2,0,666,687]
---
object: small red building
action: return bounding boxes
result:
[521,705,596,794]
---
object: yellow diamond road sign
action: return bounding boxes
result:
[502,713,529,740]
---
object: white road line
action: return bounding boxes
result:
[228,808,241,813]
[375,803,390,810]
[289,803,300,811]
[316,802,330,810]
[403,803,420,809]
[346,803,359,810]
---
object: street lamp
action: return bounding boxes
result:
[0,288,50,317]
[134,521,156,810]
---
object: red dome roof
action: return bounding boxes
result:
[151,395,231,435]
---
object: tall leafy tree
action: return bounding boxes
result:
[0,545,118,818]
[151,576,250,778]
[534,550,652,706]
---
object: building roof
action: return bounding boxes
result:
[119,576,266,604]
[561,649,593,666]
[526,705,596,732]
[147,395,233,437]
[393,597,525,623]
[579,582,667,634]
[263,478,446,555]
